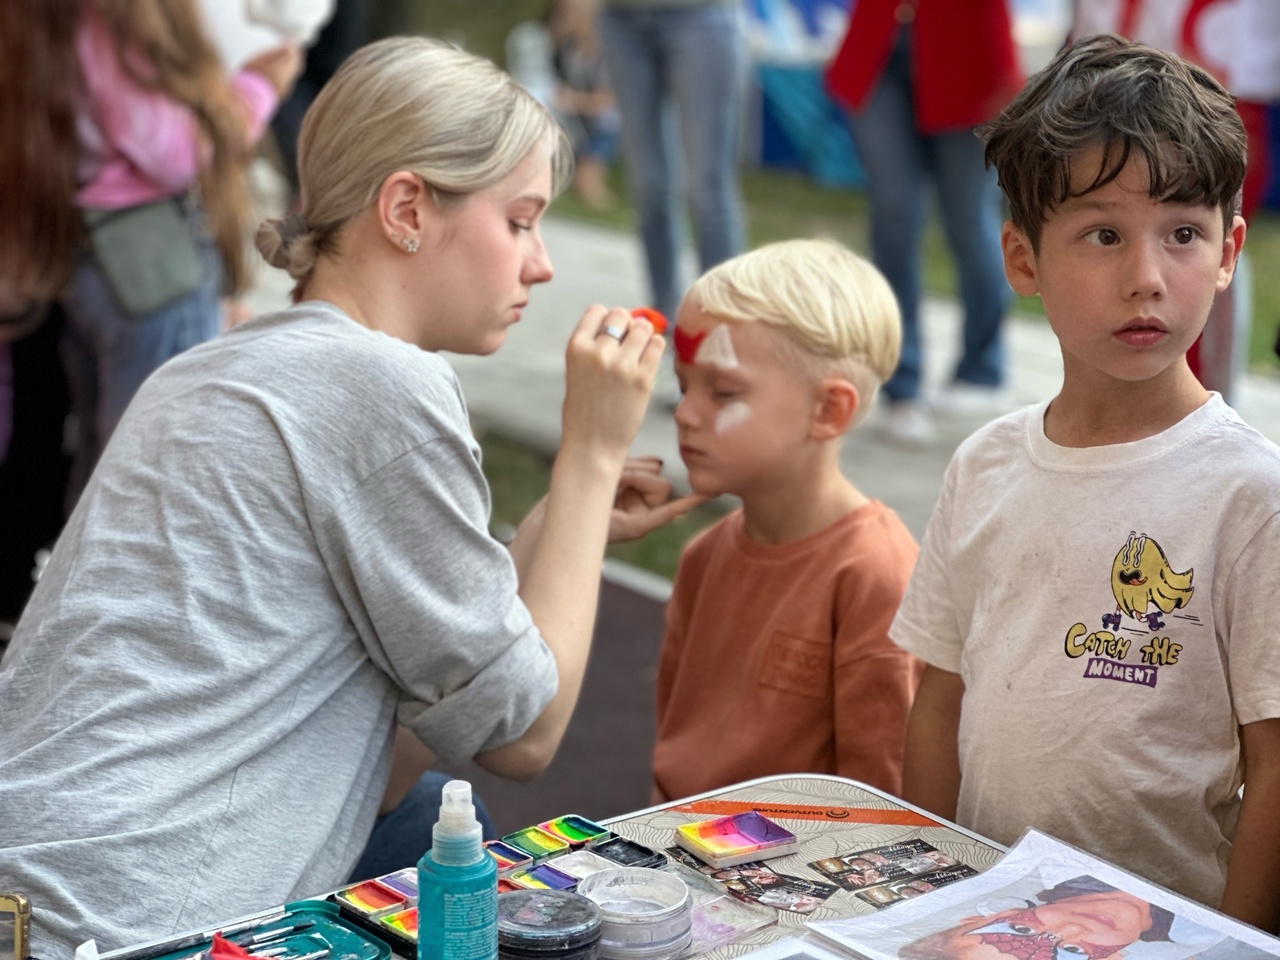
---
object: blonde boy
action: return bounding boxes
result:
[895,36,1280,931]
[652,239,922,803]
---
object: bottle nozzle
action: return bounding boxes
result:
[439,780,476,832]
[430,779,484,866]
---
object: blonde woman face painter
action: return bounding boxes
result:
[359,144,556,356]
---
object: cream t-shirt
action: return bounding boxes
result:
[892,395,1280,906]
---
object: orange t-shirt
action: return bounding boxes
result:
[652,502,922,802]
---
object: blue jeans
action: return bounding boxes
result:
[349,771,498,882]
[848,32,1009,403]
[598,4,747,321]
[60,200,223,508]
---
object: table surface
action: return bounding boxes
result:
[601,774,1006,959]
[101,775,1005,960]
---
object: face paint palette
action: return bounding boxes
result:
[330,871,420,953]
[508,863,579,891]
[375,868,418,900]
[498,879,522,893]
[502,826,571,860]
[549,850,618,881]
[673,812,799,869]
[485,839,535,875]
[538,815,610,848]
[590,836,668,870]
[379,907,418,944]
[334,879,409,918]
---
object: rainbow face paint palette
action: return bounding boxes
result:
[331,870,420,953]
[485,839,535,875]
[335,879,409,918]
[508,863,579,891]
[674,812,798,868]
[502,825,570,860]
[538,815,610,848]
[379,907,418,944]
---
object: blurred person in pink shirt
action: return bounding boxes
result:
[0,0,300,509]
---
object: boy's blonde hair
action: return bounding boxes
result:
[256,36,574,297]
[689,239,900,426]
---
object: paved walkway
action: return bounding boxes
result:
[246,216,1280,541]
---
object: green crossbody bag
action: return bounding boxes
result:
[80,199,204,317]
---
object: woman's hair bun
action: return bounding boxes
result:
[254,213,312,276]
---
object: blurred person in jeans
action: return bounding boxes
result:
[597,0,747,325]
[827,0,1022,446]
[550,0,622,209]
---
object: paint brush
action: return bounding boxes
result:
[229,922,316,947]
[107,911,290,960]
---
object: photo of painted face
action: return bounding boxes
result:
[897,877,1180,960]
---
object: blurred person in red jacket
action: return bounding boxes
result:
[827,0,1023,446]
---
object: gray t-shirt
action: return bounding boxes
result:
[0,302,557,957]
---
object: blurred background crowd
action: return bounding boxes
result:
[2,0,1279,646]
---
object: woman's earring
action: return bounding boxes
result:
[403,237,420,254]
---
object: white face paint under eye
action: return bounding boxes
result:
[696,324,739,368]
[715,401,751,435]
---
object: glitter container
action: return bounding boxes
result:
[574,868,692,960]
[498,889,602,960]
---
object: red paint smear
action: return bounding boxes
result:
[673,327,706,365]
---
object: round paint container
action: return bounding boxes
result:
[498,889,602,960]
[574,868,692,960]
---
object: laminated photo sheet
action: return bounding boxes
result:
[806,830,1280,960]
[725,934,860,960]
[661,862,778,955]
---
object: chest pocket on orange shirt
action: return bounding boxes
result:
[757,630,832,700]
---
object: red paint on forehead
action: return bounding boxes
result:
[674,327,706,364]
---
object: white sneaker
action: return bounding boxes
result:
[879,401,936,447]
[931,381,1013,419]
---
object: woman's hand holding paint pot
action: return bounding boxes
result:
[610,456,706,542]
[486,308,668,779]
[561,305,665,467]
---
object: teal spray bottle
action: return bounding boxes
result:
[418,780,498,960]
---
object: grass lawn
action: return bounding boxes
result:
[477,430,729,582]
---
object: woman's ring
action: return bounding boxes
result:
[600,324,627,341]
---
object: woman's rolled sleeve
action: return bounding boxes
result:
[317,429,560,766]
[397,627,558,765]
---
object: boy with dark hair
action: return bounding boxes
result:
[894,34,1280,931]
